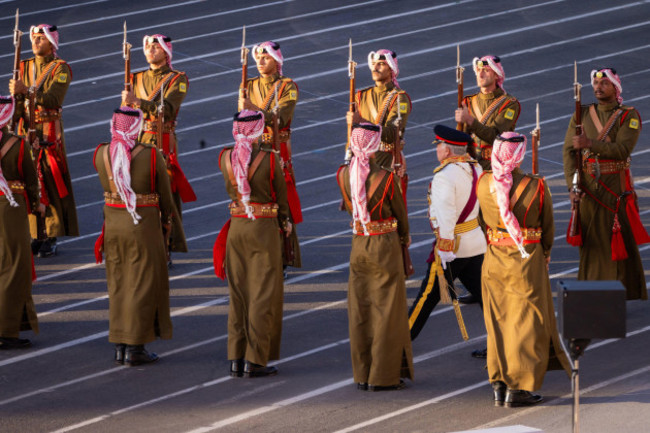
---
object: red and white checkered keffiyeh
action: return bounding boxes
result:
[591,68,623,104]
[252,41,284,76]
[30,24,59,57]
[109,107,144,224]
[232,110,265,220]
[349,123,382,235]
[368,49,400,88]
[473,55,505,91]
[143,34,173,68]
[0,96,18,207]
[491,131,529,259]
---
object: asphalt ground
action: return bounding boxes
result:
[0,0,649,432]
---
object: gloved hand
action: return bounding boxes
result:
[438,250,456,270]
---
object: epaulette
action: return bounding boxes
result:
[434,155,476,174]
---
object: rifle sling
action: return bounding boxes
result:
[588,105,624,142]
[223,148,268,201]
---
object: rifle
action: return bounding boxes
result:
[393,93,403,174]
[123,21,132,93]
[344,38,356,162]
[239,26,249,109]
[455,44,464,131]
[10,9,21,133]
[157,85,165,153]
[531,103,540,175]
[567,61,583,246]
[271,92,295,263]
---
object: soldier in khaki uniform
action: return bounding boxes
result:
[347,50,411,176]
[238,41,301,270]
[94,107,182,366]
[214,110,291,378]
[477,132,570,407]
[122,34,194,257]
[0,96,43,349]
[9,24,78,257]
[337,123,413,391]
[455,55,520,170]
[563,68,648,300]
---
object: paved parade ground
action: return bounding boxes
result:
[1,0,649,432]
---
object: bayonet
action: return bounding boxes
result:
[455,44,465,131]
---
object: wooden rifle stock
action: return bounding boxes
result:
[240,26,249,105]
[123,21,131,92]
[455,45,464,131]
[531,103,540,175]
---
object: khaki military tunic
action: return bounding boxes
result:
[14,55,78,239]
[563,102,646,300]
[461,88,520,170]
[130,65,189,252]
[244,73,302,268]
[219,144,290,365]
[338,161,414,386]
[478,169,571,391]
[0,133,40,338]
[355,82,411,168]
[94,143,180,345]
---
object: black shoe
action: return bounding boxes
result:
[243,361,278,378]
[230,359,244,378]
[357,382,368,391]
[492,381,506,407]
[114,344,126,365]
[0,337,32,349]
[471,348,487,359]
[368,380,405,392]
[124,345,159,367]
[31,239,43,255]
[504,389,543,408]
[38,237,57,258]
[458,293,477,304]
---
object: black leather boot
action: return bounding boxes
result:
[124,345,159,367]
[243,361,278,377]
[492,381,506,407]
[114,344,126,365]
[230,359,244,378]
[505,389,543,408]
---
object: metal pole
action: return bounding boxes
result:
[572,358,580,433]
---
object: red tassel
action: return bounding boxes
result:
[31,252,37,282]
[213,219,231,280]
[401,173,409,212]
[94,223,105,264]
[610,214,628,261]
[625,195,650,245]
[284,171,303,224]
[566,214,583,247]
[168,153,197,203]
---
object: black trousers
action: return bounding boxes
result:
[408,254,484,341]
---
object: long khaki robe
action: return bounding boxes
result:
[13,55,79,238]
[355,82,411,168]
[0,133,40,337]
[338,161,414,386]
[461,88,520,170]
[478,169,571,391]
[131,65,189,252]
[219,144,290,365]
[95,143,180,345]
[563,102,646,300]
[245,73,301,267]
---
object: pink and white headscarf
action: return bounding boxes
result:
[349,123,382,235]
[473,55,505,90]
[231,110,265,220]
[591,68,623,104]
[0,96,18,207]
[491,132,529,259]
[143,34,173,68]
[109,107,144,224]
[30,24,59,57]
[252,41,284,76]
[368,49,400,88]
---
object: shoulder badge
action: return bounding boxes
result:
[504,108,515,120]
[289,90,297,100]
[57,73,68,83]
[629,118,639,130]
[399,101,408,114]
[179,82,187,93]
